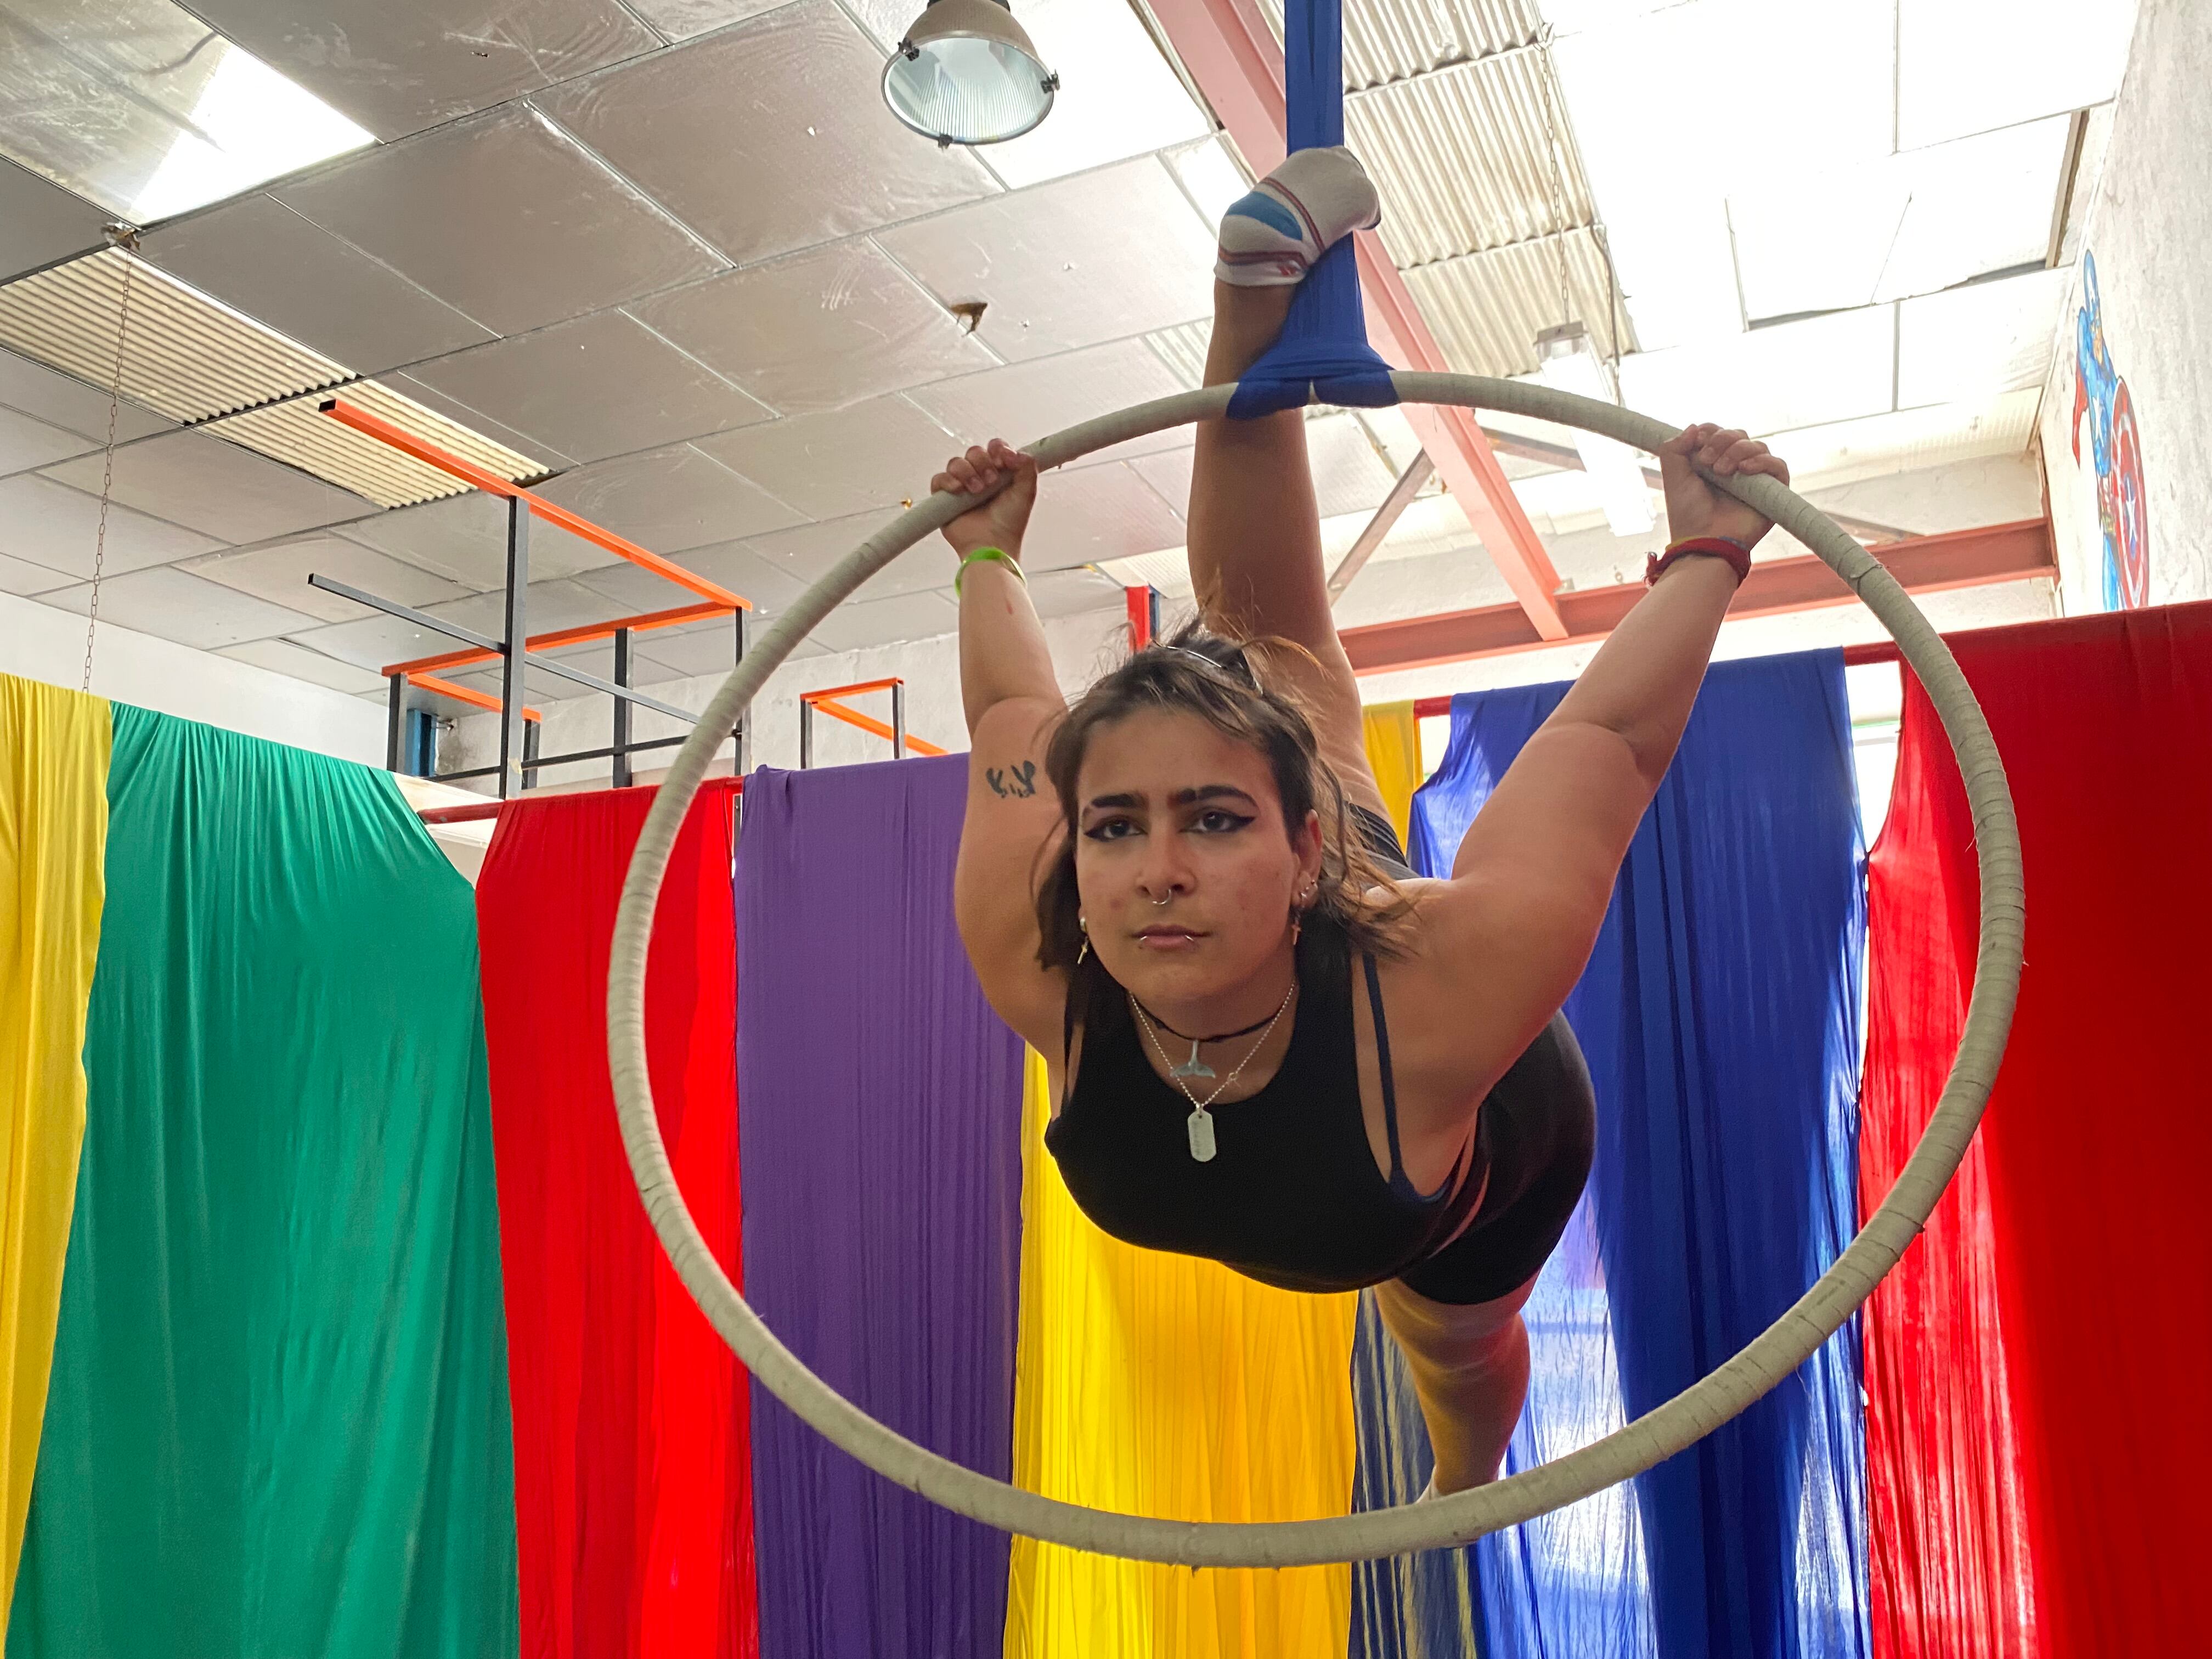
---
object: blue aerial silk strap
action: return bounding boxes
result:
[1224,0,1398,417]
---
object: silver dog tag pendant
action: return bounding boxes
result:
[1187,1109,1217,1163]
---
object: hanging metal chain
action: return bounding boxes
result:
[84,226,139,693]
[1532,23,1577,338]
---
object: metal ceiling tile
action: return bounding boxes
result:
[0,549,77,595]
[183,0,660,141]
[1398,230,1629,379]
[627,617,754,678]
[0,345,171,443]
[406,309,772,464]
[214,637,391,695]
[0,247,351,423]
[0,472,219,579]
[275,104,725,337]
[1143,321,1210,391]
[902,337,1193,462]
[1023,460,1184,571]
[41,428,373,544]
[426,577,617,637]
[691,394,957,521]
[536,1,999,265]
[875,157,1215,364]
[624,0,793,42]
[38,564,323,649]
[742,510,945,602]
[0,157,105,283]
[635,239,996,415]
[532,441,804,554]
[139,195,495,375]
[0,404,95,476]
[1127,411,1397,522]
[1027,564,1125,619]
[183,534,476,623]
[803,588,957,653]
[336,490,613,589]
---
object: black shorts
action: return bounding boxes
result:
[1346,800,1596,1307]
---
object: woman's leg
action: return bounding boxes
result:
[1372,1273,1538,1495]
[1190,159,1388,821]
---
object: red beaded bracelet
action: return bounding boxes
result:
[1645,535,1752,588]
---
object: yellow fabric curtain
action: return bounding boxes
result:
[0,675,108,1623]
[1005,1053,1358,1659]
[1360,703,1422,847]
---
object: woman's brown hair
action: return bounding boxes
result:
[1032,623,1413,972]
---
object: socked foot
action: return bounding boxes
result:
[1214,145,1381,287]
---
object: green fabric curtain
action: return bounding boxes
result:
[9,706,518,1658]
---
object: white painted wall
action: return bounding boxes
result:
[2,590,385,763]
[2036,0,2212,612]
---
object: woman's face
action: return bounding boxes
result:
[1071,708,1322,1009]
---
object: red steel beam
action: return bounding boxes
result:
[409,670,543,721]
[1341,520,2055,676]
[1143,0,1567,640]
[321,398,752,612]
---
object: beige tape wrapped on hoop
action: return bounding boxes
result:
[606,373,2022,1567]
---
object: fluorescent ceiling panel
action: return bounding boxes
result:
[968,0,1210,190]
[0,343,169,441]
[0,247,347,422]
[1895,269,2070,409]
[1551,0,1894,350]
[1617,303,1898,438]
[1729,117,2070,321]
[0,0,371,222]
[208,379,549,510]
[1897,0,2137,150]
[180,0,657,142]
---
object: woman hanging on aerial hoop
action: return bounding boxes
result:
[939,147,1788,1497]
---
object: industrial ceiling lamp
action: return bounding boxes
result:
[883,0,1058,147]
[1534,322,1655,537]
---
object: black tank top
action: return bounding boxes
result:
[1043,912,1491,1294]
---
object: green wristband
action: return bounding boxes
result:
[955,546,1025,596]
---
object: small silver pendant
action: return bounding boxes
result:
[1172,1039,1215,1080]
[1187,1109,1217,1162]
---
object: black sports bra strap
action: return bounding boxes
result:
[1362,952,1407,1184]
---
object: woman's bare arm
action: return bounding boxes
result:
[940,442,1069,1049]
[1405,425,1789,1082]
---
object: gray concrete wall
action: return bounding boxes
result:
[2038,0,2212,612]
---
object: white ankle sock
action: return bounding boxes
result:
[1214,145,1381,287]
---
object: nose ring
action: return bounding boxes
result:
[1150,891,1172,907]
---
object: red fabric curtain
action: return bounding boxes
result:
[1864,602,2212,1659]
[477,781,755,1659]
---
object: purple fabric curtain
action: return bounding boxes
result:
[736,759,1026,1659]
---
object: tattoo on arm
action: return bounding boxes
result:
[984,760,1039,799]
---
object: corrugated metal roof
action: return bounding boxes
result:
[1254,0,1540,93]
[0,247,349,423]
[1401,228,1626,378]
[207,381,548,511]
[1348,52,1594,266]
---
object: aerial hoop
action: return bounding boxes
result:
[605,373,2022,1568]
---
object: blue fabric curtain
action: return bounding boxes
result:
[1355,651,1869,1659]
[735,759,1026,1659]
